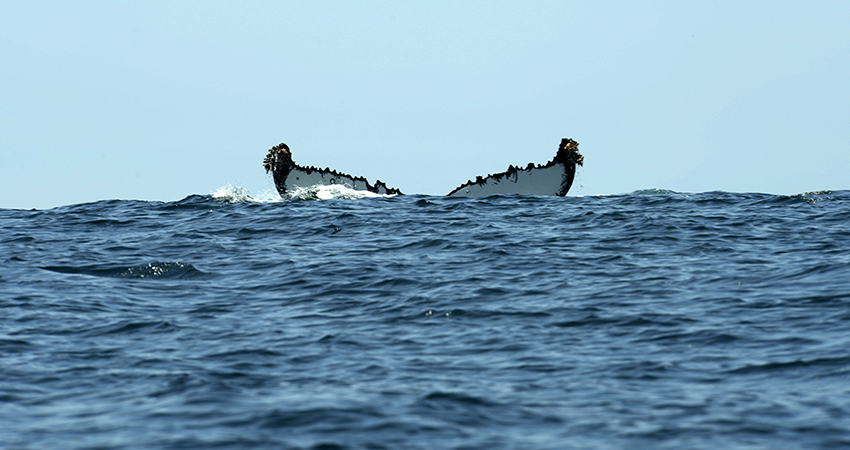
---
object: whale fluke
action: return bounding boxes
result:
[446,138,583,197]
[264,143,403,197]
[264,138,583,199]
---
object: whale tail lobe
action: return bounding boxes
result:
[446,138,583,197]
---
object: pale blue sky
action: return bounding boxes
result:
[2,1,848,209]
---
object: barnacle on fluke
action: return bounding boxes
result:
[264,138,583,198]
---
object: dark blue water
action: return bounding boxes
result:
[2,189,849,449]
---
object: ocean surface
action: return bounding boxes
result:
[2,187,849,449]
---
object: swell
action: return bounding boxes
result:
[41,262,210,280]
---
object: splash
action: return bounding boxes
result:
[211,184,281,203]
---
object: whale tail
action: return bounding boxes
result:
[264,138,582,199]
[264,143,402,197]
[446,138,583,197]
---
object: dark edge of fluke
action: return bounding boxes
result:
[263,138,583,198]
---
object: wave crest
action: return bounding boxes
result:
[42,262,209,280]
[631,188,680,195]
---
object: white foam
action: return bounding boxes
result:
[212,184,281,203]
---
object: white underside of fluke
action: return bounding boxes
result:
[284,164,567,197]
[447,163,567,197]
[289,185,390,200]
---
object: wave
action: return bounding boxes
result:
[625,189,837,204]
[41,262,209,280]
[631,188,681,195]
[791,190,834,204]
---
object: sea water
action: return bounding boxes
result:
[2,188,849,449]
